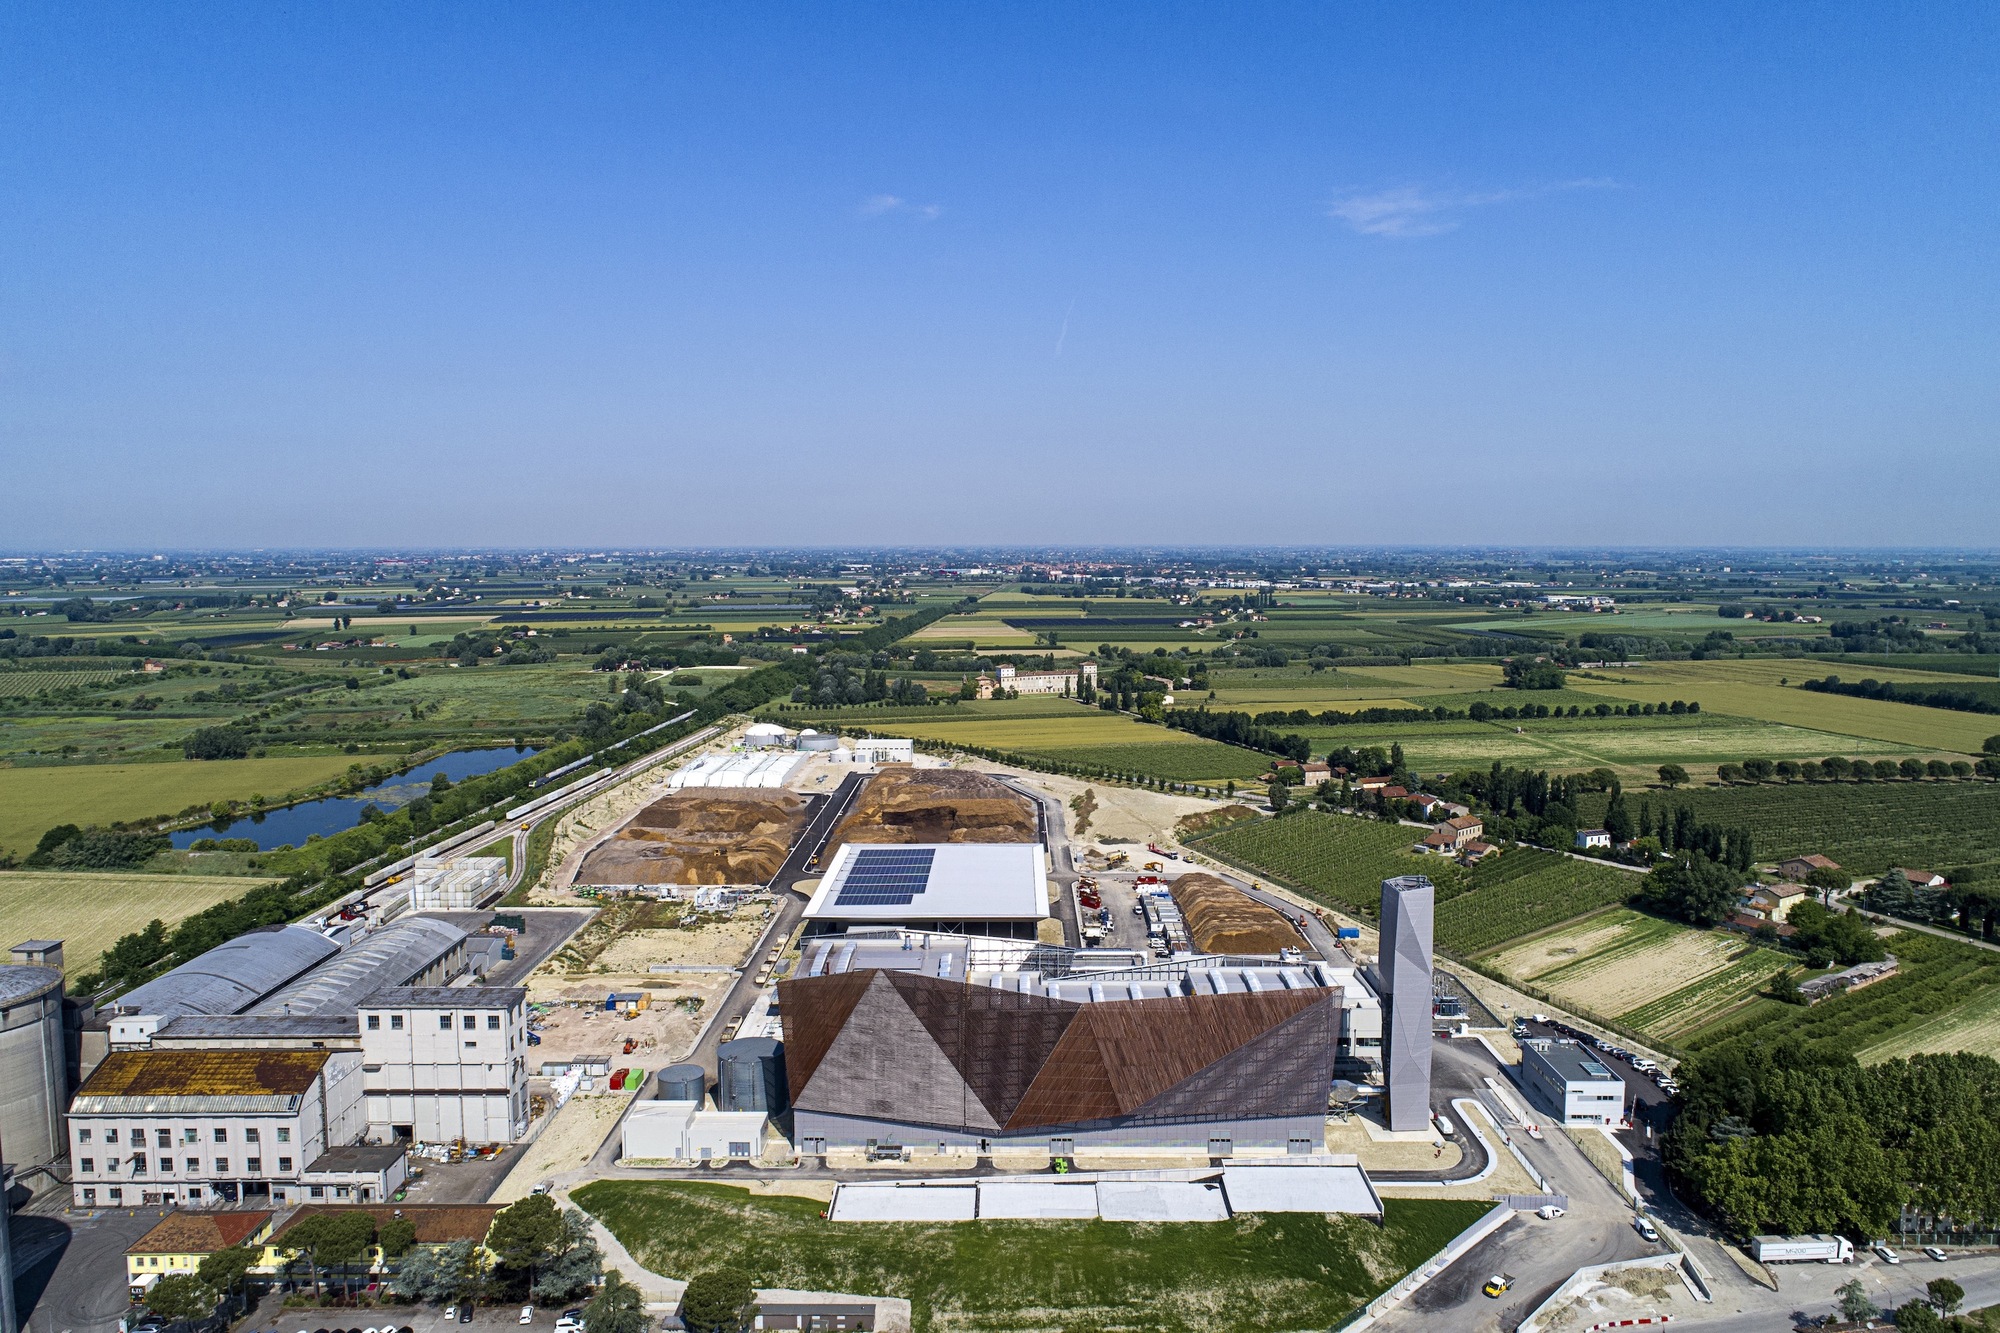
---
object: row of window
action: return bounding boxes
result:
[78,1155,291,1175]
[365,1013,504,1031]
[77,1126,286,1145]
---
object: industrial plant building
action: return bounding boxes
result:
[779,964,1350,1156]
[1520,1039,1628,1128]
[0,943,68,1172]
[801,843,1049,939]
[355,986,530,1144]
[1375,875,1436,1133]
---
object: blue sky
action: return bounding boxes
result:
[3,3,1995,548]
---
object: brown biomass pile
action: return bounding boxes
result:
[576,790,811,886]
[829,768,1039,847]
[1169,873,1300,956]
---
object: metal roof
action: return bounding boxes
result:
[117,925,339,1020]
[362,985,526,1009]
[153,1014,360,1043]
[304,1143,407,1174]
[0,963,63,1007]
[250,917,467,1017]
[803,843,1047,923]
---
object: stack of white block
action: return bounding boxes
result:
[410,856,508,911]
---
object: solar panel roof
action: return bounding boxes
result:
[833,847,937,906]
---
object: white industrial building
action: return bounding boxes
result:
[408,856,507,911]
[1520,1038,1627,1127]
[847,737,914,763]
[668,750,806,789]
[621,1099,769,1162]
[801,843,1049,939]
[355,986,529,1145]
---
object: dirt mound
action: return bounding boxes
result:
[576,790,810,886]
[1169,873,1300,956]
[1175,805,1261,839]
[831,768,1039,847]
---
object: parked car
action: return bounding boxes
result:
[1536,1205,1567,1220]
[459,1310,473,1324]
[521,1306,537,1324]
[1634,1215,1660,1242]
[443,1308,458,1324]
[555,1313,584,1333]
[1872,1241,1901,1264]
[1482,1274,1515,1298]
[1924,1246,1948,1262]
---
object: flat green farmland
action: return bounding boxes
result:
[0,870,277,980]
[891,713,1270,781]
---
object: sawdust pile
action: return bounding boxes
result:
[576,790,811,885]
[1170,873,1300,955]
[830,768,1038,847]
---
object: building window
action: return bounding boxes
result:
[440,1015,453,1030]
[277,1128,290,1143]
[278,1157,293,1173]
[214,1128,227,1143]
[310,1185,325,1199]
[215,1159,228,1173]
[81,1188,96,1205]
[245,1128,259,1143]
[108,1187,122,1203]
[186,1157,199,1173]
[465,1040,477,1049]
[183,1128,197,1144]
[156,1129,172,1148]
[391,1014,404,1030]
[728,1141,752,1158]
[335,1185,351,1198]
[246,1158,261,1173]
[367,1015,381,1030]
[80,1158,94,1173]
[463,1015,477,1030]
[487,1014,500,1030]
[105,1128,118,1144]
[132,1155,148,1175]
[78,1128,92,1144]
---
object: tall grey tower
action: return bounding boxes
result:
[1380,874,1436,1132]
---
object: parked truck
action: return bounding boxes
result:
[1753,1235,1855,1264]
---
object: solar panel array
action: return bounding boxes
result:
[832,847,937,907]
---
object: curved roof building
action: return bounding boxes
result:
[250,917,466,1018]
[116,925,338,1022]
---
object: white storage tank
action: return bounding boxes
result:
[742,722,790,749]
[0,963,68,1169]
[795,730,839,753]
[657,1063,707,1103]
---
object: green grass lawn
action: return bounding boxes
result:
[573,1180,1488,1333]
[0,755,367,859]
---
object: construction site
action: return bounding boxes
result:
[574,788,813,886]
[824,766,1040,848]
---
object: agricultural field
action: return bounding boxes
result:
[1579,781,2000,876]
[574,1179,1488,1333]
[1486,908,1791,1043]
[0,870,273,980]
[882,710,1273,783]
[1859,981,2000,1065]
[0,669,130,696]
[1195,811,1635,950]
[1684,932,2000,1062]
[1566,665,1996,754]
[0,756,367,861]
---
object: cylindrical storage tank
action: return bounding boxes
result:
[795,734,839,752]
[742,722,788,749]
[0,965,67,1170]
[717,1037,787,1113]
[657,1063,707,1103]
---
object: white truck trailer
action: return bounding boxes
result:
[1753,1235,1855,1264]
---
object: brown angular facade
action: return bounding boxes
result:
[780,970,1336,1152]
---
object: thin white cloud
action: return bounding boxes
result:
[1328,178,1615,238]
[859,194,944,222]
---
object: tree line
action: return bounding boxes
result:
[1802,674,2000,716]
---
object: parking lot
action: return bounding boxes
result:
[240,1299,588,1333]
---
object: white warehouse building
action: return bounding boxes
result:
[1520,1039,1627,1127]
[357,986,530,1145]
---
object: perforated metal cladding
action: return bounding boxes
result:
[777,970,873,1103]
[781,969,1334,1136]
[1007,989,1327,1130]
[886,972,1077,1126]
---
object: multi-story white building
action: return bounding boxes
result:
[1519,1038,1627,1127]
[984,660,1097,697]
[356,986,529,1145]
[67,1049,364,1208]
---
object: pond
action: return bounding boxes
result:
[170,745,539,850]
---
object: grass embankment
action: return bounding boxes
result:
[0,871,277,980]
[574,1180,1488,1333]
[0,756,368,861]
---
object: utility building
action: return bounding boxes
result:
[1377,875,1435,1132]
[801,843,1048,939]
[1520,1039,1627,1127]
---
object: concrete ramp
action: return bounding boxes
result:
[1220,1163,1384,1216]
[1096,1180,1230,1222]
[977,1181,1100,1219]
[828,1182,977,1221]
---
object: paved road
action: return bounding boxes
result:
[582,772,868,1174]
[991,776,1079,946]
[1377,1037,1662,1333]
[12,1207,163,1333]
[1684,1249,2000,1331]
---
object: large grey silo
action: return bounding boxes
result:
[1379,875,1436,1133]
[0,964,68,1170]
[1,1136,16,1333]
[657,1063,707,1103]
[716,1037,788,1113]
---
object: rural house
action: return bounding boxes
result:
[126,1209,274,1294]
[1743,882,1812,923]
[1776,854,1840,881]
[1573,828,1612,850]
[1439,815,1484,852]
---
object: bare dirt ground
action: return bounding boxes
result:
[575,789,811,886]
[1169,872,1300,955]
[965,762,1223,845]
[535,728,747,898]
[492,1090,637,1201]
[828,767,1039,847]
